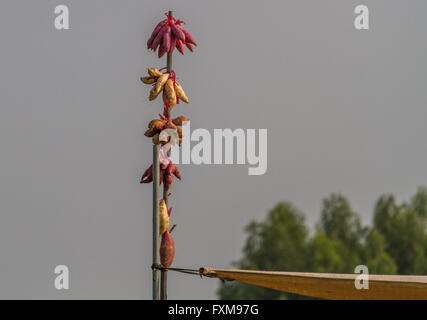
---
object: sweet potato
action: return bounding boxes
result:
[166,163,182,180]
[149,20,167,41]
[172,116,190,126]
[162,25,171,53]
[154,73,170,94]
[140,173,152,184]
[166,163,174,176]
[149,87,161,101]
[148,68,163,78]
[161,161,169,170]
[140,165,153,184]
[182,29,197,46]
[169,35,177,54]
[151,24,168,51]
[166,120,178,130]
[160,230,175,268]
[162,89,168,107]
[164,79,177,108]
[149,119,166,130]
[185,42,194,52]
[173,165,182,180]
[176,127,183,139]
[164,173,174,191]
[176,39,185,55]
[171,24,186,42]
[147,34,155,50]
[140,77,156,85]
[159,200,169,235]
[160,167,165,186]
[175,82,189,103]
[144,127,157,138]
[148,20,167,50]
[158,43,166,58]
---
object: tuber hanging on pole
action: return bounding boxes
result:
[147,14,197,55]
[142,11,196,300]
[160,225,176,268]
[140,67,189,107]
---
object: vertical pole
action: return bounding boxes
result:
[160,10,173,301]
[152,144,160,300]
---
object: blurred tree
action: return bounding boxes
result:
[218,202,308,300]
[218,187,427,300]
[411,186,427,220]
[364,229,397,274]
[317,194,366,252]
[306,233,347,273]
[373,195,427,274]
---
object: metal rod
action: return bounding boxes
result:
[160,270,168,300]
[152,144,160,300]
[160,9,173,301]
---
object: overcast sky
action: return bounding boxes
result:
[1,0,427,299]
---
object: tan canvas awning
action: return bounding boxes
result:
[199,267,427,300]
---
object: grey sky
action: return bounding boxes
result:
[0,0,427,299]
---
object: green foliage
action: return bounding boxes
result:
[373,195,427,274]
[218,202,309,300]
[317,194,365,249]
[364,230,397,274]
[218,187,427,300]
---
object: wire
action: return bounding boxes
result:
[151,264,202,278]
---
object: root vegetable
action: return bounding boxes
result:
[159,200,169,235]
[166,163,174,176]
[185,42,194,52]
[144,127,157,137]
[154,73,170,94]
[149,88,161,101]
[173,166,182,180]
[160,230,175,268]
[169,35,177,55]
[164,79,177,108]
[159,168,164,185]
[148,68,163,78]
[171,24,186,42]
[176,127,183,139]
[151,24,168,51]
[166,120,178,130]
[158,43,166,58]
[164,173,173,191]
[161,161,169,170]
[166,163,182,180]
[148,20,167,49]
[140,161,182,187]
[176,39,185,55]
[140,165,153,184]
[182,29,197,46]
[175,82,189,103]
[147,35,155,50]
[140,77,156,84]
[149,119,166,130]
[172,116,190,126]
[162,26,171,53]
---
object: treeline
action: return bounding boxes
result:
[218,187,427,299]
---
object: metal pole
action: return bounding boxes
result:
[160,269,168,300]
[160,10,173,301]
[152,144,160,300]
